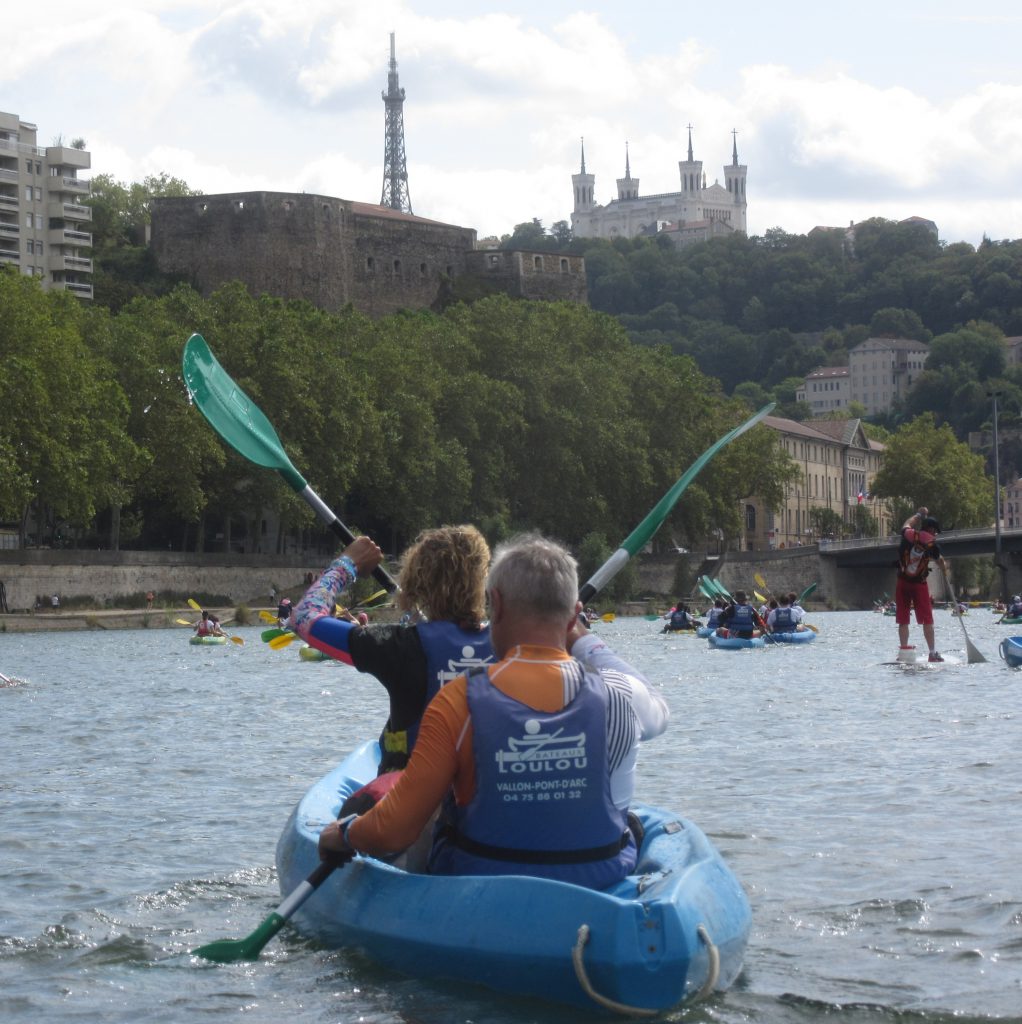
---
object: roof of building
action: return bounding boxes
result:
[805,366,850,380]
[850,336,930,353]
[764,414,883,452]
[350,201,468,229]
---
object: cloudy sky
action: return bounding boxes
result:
[5,1,1022,245]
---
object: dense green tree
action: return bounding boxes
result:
[0,270,143,545]
[869,414,992,528]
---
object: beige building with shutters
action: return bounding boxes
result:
[739,416,889,551]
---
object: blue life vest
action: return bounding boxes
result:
[729,603,756,632]
[668,609,690,630]
[429,667,635,889]
[706,607,722,627]
[772,606,796,631]
[380,620,493,771]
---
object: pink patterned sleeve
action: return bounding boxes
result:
[292,555,357,638]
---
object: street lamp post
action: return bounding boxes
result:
[988,390,1005,599]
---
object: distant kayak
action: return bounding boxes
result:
[298,644,328,662]
[190,634,227,646]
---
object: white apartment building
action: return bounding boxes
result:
[0,110,93,299]
[797,366,851,415]
[848,337,929,416]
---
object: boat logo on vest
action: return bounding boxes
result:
[495,722,588,774]
[438,645,493,686]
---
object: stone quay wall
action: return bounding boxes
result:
[0,549,321,614]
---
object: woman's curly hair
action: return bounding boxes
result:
[397,525,490,626]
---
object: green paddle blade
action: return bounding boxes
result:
[579,403,774,603]
[182,334,307,493]
[797,582,818,604]
[617,403,775,560]
[192,912,286,963]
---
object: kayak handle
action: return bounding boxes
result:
[570,921,720,1016]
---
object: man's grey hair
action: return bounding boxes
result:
[487,533,578,619]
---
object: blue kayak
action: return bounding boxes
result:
[275,741,751,1014]
[999,636,1022,667]
[696,625,714,638]
[707,632,765,649]
[768,629,817,644]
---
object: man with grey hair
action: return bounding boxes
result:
[319,532,669,889]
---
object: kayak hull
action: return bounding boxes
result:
[999,636,1022,667]
[768,630,816,644]
[189,634,226,645]
[298,644,328,661]
[275,741,751,1013]
[707,633,765,649]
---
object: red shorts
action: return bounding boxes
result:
[895,575,933,625]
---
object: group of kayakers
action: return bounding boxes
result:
[661,589,810,639]
[283,527,668,888]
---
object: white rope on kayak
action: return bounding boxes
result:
[570,920,720,1016]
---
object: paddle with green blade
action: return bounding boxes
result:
[182,334,397,596]
[577,403,775,606]
[191,402,775,965]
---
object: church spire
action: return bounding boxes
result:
[616,140,638,200]
[380,32,412,213]
[732,128,739,166]
[572,135,595,214]
[687,123,694,162]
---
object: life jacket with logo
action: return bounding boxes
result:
[706,606,723,627]
[728,603,756,633]
[379,620,493,772]
[668,609,690,630]
[898,528,937,582]
[428,666,635,889]
[772,606,796,631]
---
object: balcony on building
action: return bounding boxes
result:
[47,200,92,223]
[54,175,90,196]
[53,253,93,273]
[46,146,90,171]
[0,220,19,237]
[63,279,93,298]
[48,227,92,247]
[0,246,20,263]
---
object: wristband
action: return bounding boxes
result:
[336,555,357,582]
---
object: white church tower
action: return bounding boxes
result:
[678,125,704,194]
[616,142,639,200]
[724,129,748,229]
[572,138,595,213]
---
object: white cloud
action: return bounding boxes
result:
[6,2,1022,245]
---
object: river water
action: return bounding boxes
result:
[2,611,1019,1023]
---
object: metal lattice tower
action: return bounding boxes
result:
[380,32,412,213]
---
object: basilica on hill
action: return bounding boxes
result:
[570,128,748,245]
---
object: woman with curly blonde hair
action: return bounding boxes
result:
[293,525,494,776]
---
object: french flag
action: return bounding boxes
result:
[857,488,864,504]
